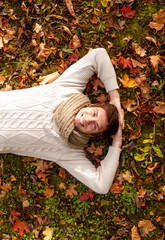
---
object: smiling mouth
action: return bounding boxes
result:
[80,115,85,127]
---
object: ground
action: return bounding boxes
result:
[0,0,165,239]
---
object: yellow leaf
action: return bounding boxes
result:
[122,170,133,183]
[139,146,151,153]
[131,225,141,240]
[119,74,135,88]
[152,145,163,158]
[43,226,54,240]
[134,152,148,161]
[143,139,153,144]
[101,0,109,7]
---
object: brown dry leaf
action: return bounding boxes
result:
[21,1,28,11]
[66,184,78,198]
[0,36,4,49]
[146,162,159,174]
[138,220,156,235]
[94,145,105,156]
[131,59,146,69]
[128,125,141,141]
[134,74,152,99]
[149,9,165,32]
[131,225,141,240]
[96,93,108,103]
[0,182,12,197]
[43,226,54,240]
[119,74,135,88]
[122,99,138,112]
[62,26,73,36]
[145,36,158,47]
[110,180,124,193]
[122,170,133,183]
[36,43,52,62]
[72,35,82,49]
[132,43,146,57]
[149,55,165,72]
[39,72,60,85]
[153,101,165,114]
[59,168,66,180]
[0,74,5,84]
[44,186,54,198]
[31,159,44,173]
[138,188,146,198]
[65,0,79,23]
[59,183,66,190]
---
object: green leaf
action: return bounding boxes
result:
[152,145,163,158]
[140,146,151,153]
[134,152,148,161]
[100,199,109,206]
[143,139,153,144]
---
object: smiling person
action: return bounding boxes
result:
[0,48,124,194]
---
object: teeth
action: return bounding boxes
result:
[80,116,84,126]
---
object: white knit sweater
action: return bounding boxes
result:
[0,48,121,194]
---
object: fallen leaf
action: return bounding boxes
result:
[138,188,146,198]
[65,0,79,23]
[118,56,133,69]
[96,93,108,103]
[21,2,28,12]
[152,145,164,158]
[0,36,4,49]
[101,0,109,7]
[69,51,80,63]
[10,209,21,222]
[44,186,54,198]
[59,182,66,190]
[72,35,82,49]
[43,226,54,240]
[59,168,66,180]
[131,225,141,240]
[92,77,104,91]
[149,55,165,72]
[62,25,73,36]
[146,162,159,174]
[66,184,78,198]
[13,221,30,236]
[149,9,165,32]
[110,180,124,193]
[138,219,156,235]
[0,74,6,84]
[79,189,94,201]
[131,59,146,69]
[145,36,158,46]
[122,170,133,183]
[128,125,141,141]
[36,43,52,62]
[153,101,165,114]
[0,182,12,197]
[122,98,138,112]
[132,43,146,57]
[119,74,135,88]
[134,75,152,99]
[120,5,136,18]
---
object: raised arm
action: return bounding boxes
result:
[57,146,121,194]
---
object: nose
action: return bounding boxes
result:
[86,114,95,125]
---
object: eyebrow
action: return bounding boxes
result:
[96,109,99,130]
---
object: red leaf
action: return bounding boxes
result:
[10,209,21,222]
[118,56,133,69]
[120,5,136,18]
[89,16,99,24]
[69,52,80,63]
[79,189,94,201]
[13,221,30,236]
[92,77,104,91]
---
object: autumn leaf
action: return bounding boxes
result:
[134,74,152,99]
[0,181,12,197]
[138,188,146,198]
[138,219,156,235]
[122,98,138,112]
[119,74,135,88]
[149,9,165,32]
[92,77,104,91]
[152,145,163,158]
[101,0,109,7]
[96,93,108,103]
[131,226,141,240]
[122,170,133,183]
[43,226,54,240]
[118,56,133,69]
[10,209,21,222]
[110,180,124,193]
[131,59,146,69]
[44,186,54,198]
[72,35,82,49]
[39,72,60,85]
[128,125,141,141]
[13,221,30,236]
[59,182,66,190]
[65,0,79,23]
[149,55,165,72]
[79,189,94,201]
[59,168,66,180]
[69,51,80,63]
[0,74,6,84]
[90,16,99,24]
[146,162,159,174]
[120,5,136,18]
[36,43,52,62]
[132,43,146,57]
[66,184,78,198]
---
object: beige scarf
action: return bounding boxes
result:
[53,94,91,148]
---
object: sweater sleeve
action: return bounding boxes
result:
[56,146,121,194]
[54,48,119,93]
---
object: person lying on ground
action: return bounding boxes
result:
[0,48,124,194]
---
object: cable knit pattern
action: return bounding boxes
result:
[0,48,121,194]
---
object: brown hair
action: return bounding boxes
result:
[90,102,119,137]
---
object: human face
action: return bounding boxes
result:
[74,106,108,135]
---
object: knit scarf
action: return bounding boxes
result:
[53,93,91,148]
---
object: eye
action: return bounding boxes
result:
[93,123,97,130]
[93,111,96,117]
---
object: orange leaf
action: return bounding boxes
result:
[149,9,165,32]
[138,220,156,235]
[96,93,108,103]
[90,16,99,24]
[92,77,104,91]
[149,55,165,73]
[118,56,133,69]
[132,43,146,57]
[66,184,78,198]
[119,74,135,88]
[44,186,54,198]
[11,209,21,222]
[110,180,124,193]
[59,168,66,180]
[138,188,146,198]
[131,226,141,240]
